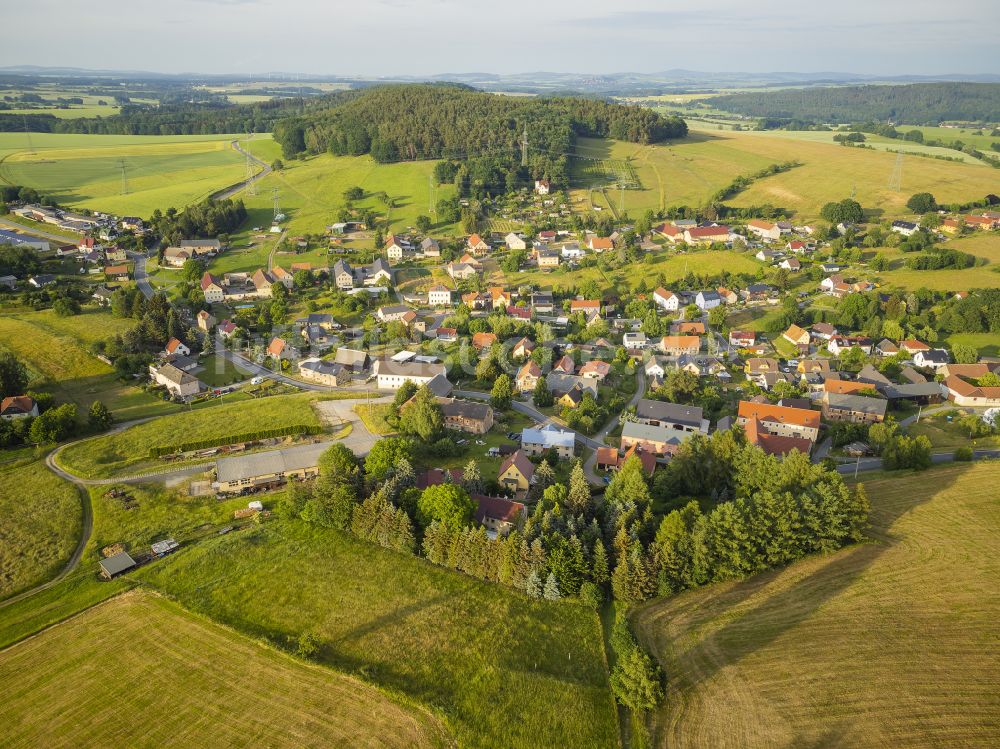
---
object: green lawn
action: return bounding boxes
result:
[231,144,460,238]
[633,462,1000,748]
[0,308,180,422]
[874,233,1000,293]
[905,409,1000,451]
[0,132,246,216]
[0,592,450,749]
[138,518,618,749]
[353,403,397,435]
[0,457,82,600]
[56,392,325,478]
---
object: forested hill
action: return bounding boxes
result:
[272,84,687,189]
[705,82,1000,125]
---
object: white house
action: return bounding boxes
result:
[914,349,950,370]
[505,232,527,251]
[560,243,585,259]
[534,179,551,195]
[653,287,679,311]
[891,220,919,237]
[427,285,453,307]
[695,290,721,310]
[373,359,448,390]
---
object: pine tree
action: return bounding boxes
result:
[567,461,591,514]
[461,459,483,495]
[592,539,610,587]
[526,569,543,598]
[534,459,556,489]
[543,572,561,600]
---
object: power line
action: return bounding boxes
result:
[119,158,129,195]
[888,152,903,192]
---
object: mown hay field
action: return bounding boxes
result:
[0,458,81,600]
[139,519,620,749]
[633,462,1000,748]
[0,592,450,749]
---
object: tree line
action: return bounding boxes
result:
[706,83,1000,125]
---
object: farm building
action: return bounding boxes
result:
[214,442,329,494]
[99,551,137,580]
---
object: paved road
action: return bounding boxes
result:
[837,449,1000,477]
[212,139,272,202]
[131,250,155,300]
[0,217,72,245]
[313,395,392,457]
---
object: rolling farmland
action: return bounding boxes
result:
[0,132,245,216]
[0,592,450,749]
[139,519,620,749]
[633,462,1000,748]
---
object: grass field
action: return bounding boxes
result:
[0,458,82,600]
[56,392,325,478]
[873,233,1000,292]
[0,132,245,216]
[139,519,619,749]
[353,403,396,435]
[905,410,1000,451]
[0,592,450,749]
[0,308,179,421]
[237,140,458,237]
[633,462,1000,748]
[571,128,999,222]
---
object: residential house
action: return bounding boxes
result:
[531,292,554,314]
[558,385,586,409]
[149,363,200,398]
[695,290,721,309]
[746,358,780,377]
[537,250,560,268]
[489,287,513,310]
[780,257,801,271]
[267,337,298,361]
[588,236,613,253]
[660,336,700,356]
[546,373,598,399]
[822,392,887,424]
[180,238,222,256]
[505,232,527,251]
[823,378,877,395]
[384,235,407,261]
[0,396,38,420]
[623,332,648,349]
[560,244,585,259]
[755,249,781,263]
[747,219,781,242]
[943,374,1000,407]
[673,321,706,335]
[420,237,441,257]
[875,339,900,357]
[516,361,542,392]
[810,322,838,341]
[507,305,531,321]
[828,336,874,356]
[786,240,809,253]
[511,337,535,359]
[164,338,190,357]
[635,399,708,433]
[913,349,950,370]
[498,450,534,493]
[162,247,192,267]
[200,272,225,303]
[729,330,756,348]
[334,348,370,373]
[373,359,448,390]
[570,299,601,318]
[438,398,494,434]
[964,215,995,231]
[595,444,657,474]
[620,421,692,458]
[741,283,773,304]
[534,179,551,195]
[522,424,575,459]
[376,304,413,323]
[298,358,349,386]
[717,287,738,305]
[653,223,684,243]
[473,495,526,538]
[899,339,930,355]
[466,233,490,256]
[653,287,679,311]
[472,332,498,351]
[741,416,813,458]
[553,355,575,374]
[782,324,810,350]
[196,310,216,331]
[736,401,820,443]
[891,220,919,237]
[104,264,130,282]
[447,262,479,281]
[360,257,393,286]
[940,218,962,235]
[578,360,611,381]
[333,259,354,290]
[427,285,453,307]
[217,320,237,338]
[271,266,294,290]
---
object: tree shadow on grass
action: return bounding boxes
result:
[635,463,972,735]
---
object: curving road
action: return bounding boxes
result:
[212,139,272,202]
[0,218,72,246]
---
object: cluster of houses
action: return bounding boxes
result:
[161,238,223,267]
[200,268,294,303]
[894,210,1000,238]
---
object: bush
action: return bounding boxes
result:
[953,446,974,462]
[147,424,322,457]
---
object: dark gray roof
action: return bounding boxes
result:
[426,373,454,397]
[216,442,329,484]
[856,364,891,386]
[635,398,703,427]
[824,393,888,415]
[300,359,344,377]
[440,397,491,421]
[99,551,136,576]
[882,382,942,400]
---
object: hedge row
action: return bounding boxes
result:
[149,425,324,458]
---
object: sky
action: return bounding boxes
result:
[1,0,997,77]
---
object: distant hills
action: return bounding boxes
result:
[2,65,998,96]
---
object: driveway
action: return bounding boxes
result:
[312,396,392,457]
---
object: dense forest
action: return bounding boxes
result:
[705,83,1000,125]
[272,84,687,193]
